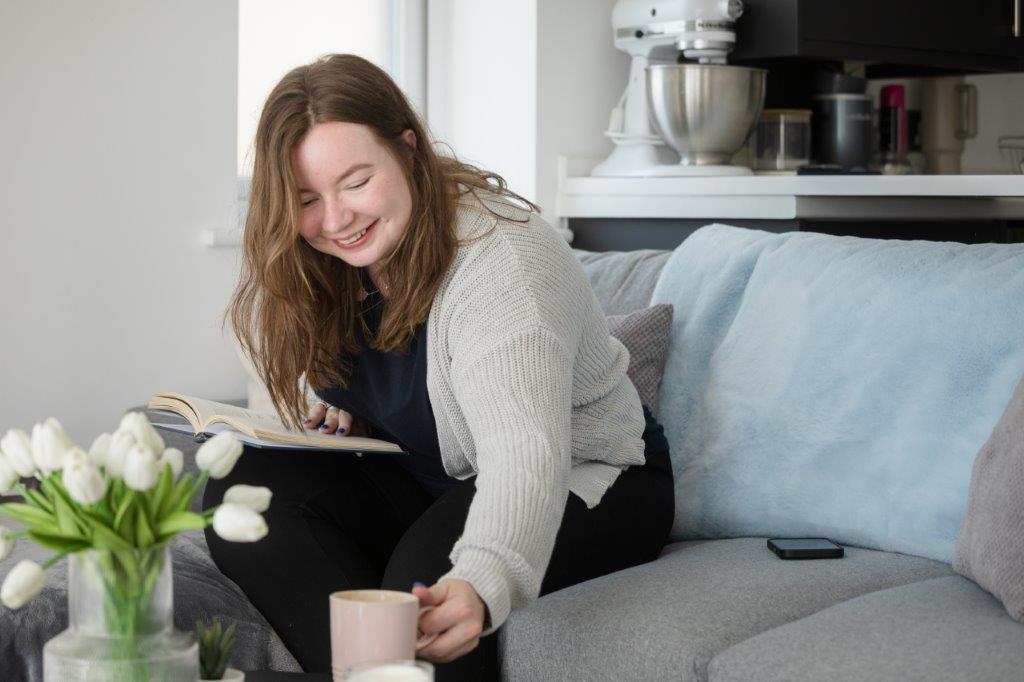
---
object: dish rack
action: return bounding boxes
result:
[998,136,1024,174]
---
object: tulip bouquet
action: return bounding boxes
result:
[0,412,271,680]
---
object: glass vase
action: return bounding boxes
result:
[43,543,198,681]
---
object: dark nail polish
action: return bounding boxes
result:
[320,424,331,430]
[303,419,311,425]
[336,427,346,434]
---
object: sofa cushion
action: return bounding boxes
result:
[607,304,673,415]
[650,224,1024,562]
[707,575,1024,682]
[954,372,1024,623]
[574,248,671,316]
[498,537,951,681]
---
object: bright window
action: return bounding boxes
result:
[237,0,392,177]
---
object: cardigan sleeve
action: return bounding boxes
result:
[438,324,574,635]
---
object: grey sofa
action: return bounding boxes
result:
[3,244,1023,681]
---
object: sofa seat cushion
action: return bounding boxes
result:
[707,575,1024,682]
[498,538,951,681]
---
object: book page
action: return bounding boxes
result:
[149,390,403,453]
[151,422,401,453]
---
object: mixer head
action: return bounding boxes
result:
[611,0,745,63]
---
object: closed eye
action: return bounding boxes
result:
[300,177,369,208]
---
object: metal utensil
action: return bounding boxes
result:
[646,64,767,168]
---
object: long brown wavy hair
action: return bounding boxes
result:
[226,53,538,431]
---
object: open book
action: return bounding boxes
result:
[147,390,404,454]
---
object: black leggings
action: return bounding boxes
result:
[204,405,673,680]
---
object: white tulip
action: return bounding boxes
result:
[63,459,108,505]
[0,560,46,609]
[212,503,268,542]
[196,433,244,479]
[0,455,17,495]
[0,526,14,562]
[32,419,73,475]
[1,429,36,477]
[44,417,75,449]
[63,446,91,469]
[123,444,160,492]
[117,412,164,455]
[223,484,273,513]
[105,429,137,479]
[87,433,112,468]
[158,448,184,479]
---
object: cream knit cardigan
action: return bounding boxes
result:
[431,191,647,634]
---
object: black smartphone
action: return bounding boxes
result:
[767,537,844,560]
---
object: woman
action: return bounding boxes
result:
[208,53,674,680]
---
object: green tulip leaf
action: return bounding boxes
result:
[51,489,82,537]
[88,518,134,550]
[113,491,135,533]
[167,473,196,515]
[0,502,58,531]
[156,510,207,538]
[90,502,115,527]
[111,491,138,545]
[135,506,155,548]
[151,464,174,521]
[27,529,89,553]
[20,487,55,515]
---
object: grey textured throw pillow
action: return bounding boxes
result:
[953,372,1024,623]
[606,304,673,416]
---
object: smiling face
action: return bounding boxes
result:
[292,122,416,280]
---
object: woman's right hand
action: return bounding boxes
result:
[304,401,355,436]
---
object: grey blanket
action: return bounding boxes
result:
[0,529,301,681]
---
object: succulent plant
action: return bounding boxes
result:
[195,619,236,680]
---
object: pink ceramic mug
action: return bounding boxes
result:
[329,590,436,680]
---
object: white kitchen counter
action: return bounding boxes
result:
[557,156,1024,221]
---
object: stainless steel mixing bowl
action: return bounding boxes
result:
[647,64,767,166]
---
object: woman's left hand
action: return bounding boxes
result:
[412,578,486,664]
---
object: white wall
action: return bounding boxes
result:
[238,0,391,175]
[0,0,243,444]
[962,73,1024,173]
[536,0,625,226]
[426,0,538,207]
[426,0,626,229]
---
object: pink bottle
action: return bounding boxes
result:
[879,84,908,163]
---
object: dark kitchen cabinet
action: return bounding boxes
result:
[734,0,1024,74]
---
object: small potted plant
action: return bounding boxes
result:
[196,618,244,681]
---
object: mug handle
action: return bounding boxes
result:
[955,83,978,141]
[416,606,439,650]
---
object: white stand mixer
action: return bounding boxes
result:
[591,0,754,177]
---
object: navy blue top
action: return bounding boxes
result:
[314,276,459,498]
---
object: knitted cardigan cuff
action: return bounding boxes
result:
[440,544,536,636]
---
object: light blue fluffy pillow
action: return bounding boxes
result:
[651,225,1024,562]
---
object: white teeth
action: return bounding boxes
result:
[339,227,368,245]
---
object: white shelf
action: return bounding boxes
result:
[556,157,1024,221]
